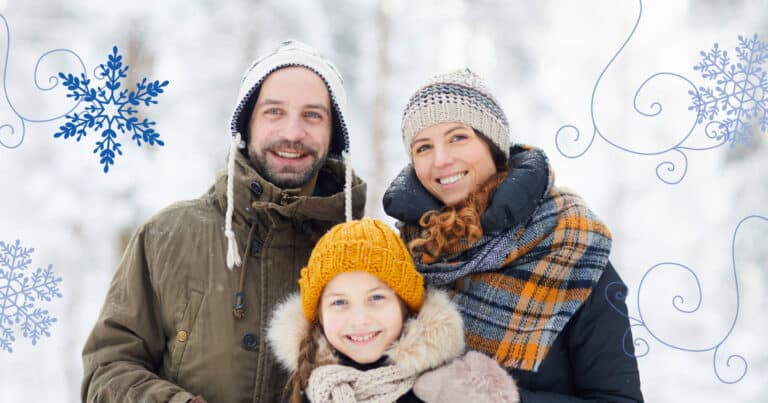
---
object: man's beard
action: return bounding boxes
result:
[247,140,327,190]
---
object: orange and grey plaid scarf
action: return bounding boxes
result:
[401,187,612,372]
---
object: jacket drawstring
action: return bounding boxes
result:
[225,133,245,269]
[233,223,257,319]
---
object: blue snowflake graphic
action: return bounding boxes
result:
[689,34,768,145]
[0,240,63,353]
[54,46,169,173]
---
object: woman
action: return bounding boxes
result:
[383,68,643,402]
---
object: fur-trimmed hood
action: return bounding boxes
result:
[267,288,465,377]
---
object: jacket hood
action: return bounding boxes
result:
[229,40,350,160]
[382,145,550,233]
[267,288,465,377]
[221,41,361,269]
[212,150,366,225]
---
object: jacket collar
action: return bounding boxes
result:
[213,151,366,226]
[267,289,465,377]
[382,145,550,233]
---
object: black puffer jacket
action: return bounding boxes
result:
[383,146,643,403]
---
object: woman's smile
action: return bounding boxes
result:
[412,122,497,206]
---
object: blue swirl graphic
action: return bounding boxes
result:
[607,215,767,384]
[555,0,728,184]
[0,13,86,149]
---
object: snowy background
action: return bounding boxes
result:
[1,0,767,401]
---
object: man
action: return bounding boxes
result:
[82,41,366,403]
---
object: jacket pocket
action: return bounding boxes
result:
[169,278,205,382]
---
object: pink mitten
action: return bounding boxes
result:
[413,351,520,403]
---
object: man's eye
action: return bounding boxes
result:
[265,108,282,115]
[305,111,323,119]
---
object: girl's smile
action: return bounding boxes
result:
[320,272,405,364]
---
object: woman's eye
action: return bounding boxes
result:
[264,107,282,115]
[304,111,322,119]
[450,134,468,142]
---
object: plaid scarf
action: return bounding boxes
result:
[401,187,612,372]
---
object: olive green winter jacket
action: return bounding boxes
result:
[82,151,366,403]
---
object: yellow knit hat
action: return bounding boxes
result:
[299,218,424,322]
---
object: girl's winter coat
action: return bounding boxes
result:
[267,289,520,402]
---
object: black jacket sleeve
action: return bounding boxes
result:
[518,262,644,403]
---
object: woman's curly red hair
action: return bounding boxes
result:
[408,170,508,261]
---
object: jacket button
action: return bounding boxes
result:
[176,330,189,343]
[249,182,263,197]
[242,332,259,351]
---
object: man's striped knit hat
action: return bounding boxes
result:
[401,68,510,159]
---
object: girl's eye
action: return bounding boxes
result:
[330,299,346,306]
[369,294,386,302]
[450,134,468,142]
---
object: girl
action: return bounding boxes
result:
[267,218,519,403]
[382,69,644,402]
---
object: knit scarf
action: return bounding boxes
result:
[401,187,612,372]
[306,363,416,403]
